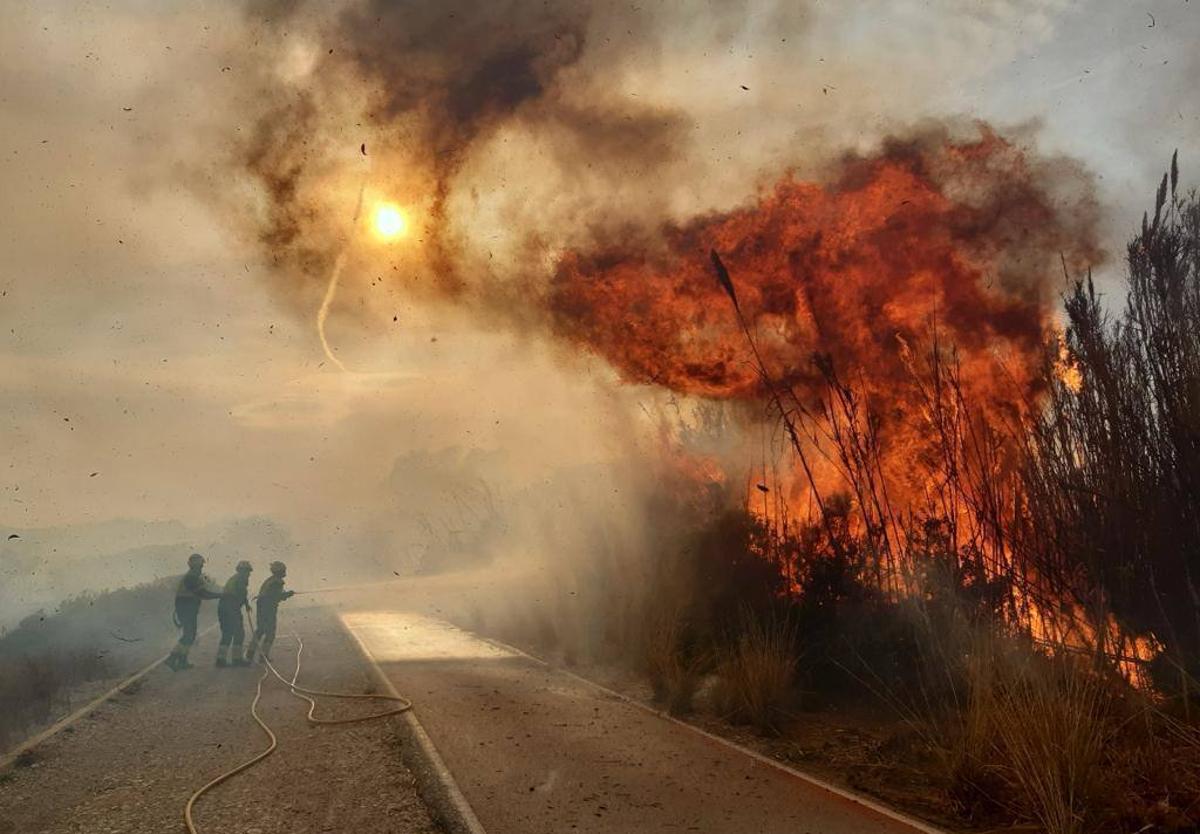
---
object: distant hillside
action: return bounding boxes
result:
[0,516,294,631]
[0,576,198,749]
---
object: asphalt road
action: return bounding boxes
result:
[0,605,438,834]
[0,578,941,834]
[340,604,933,834]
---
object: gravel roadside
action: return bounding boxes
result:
[0,604,439,834]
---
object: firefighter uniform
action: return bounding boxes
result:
[247,561,294,663]
[216,561,253,667]
[167,554,221,671]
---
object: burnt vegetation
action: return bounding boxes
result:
[0,580,180,750]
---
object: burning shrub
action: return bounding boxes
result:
[457,151,1200,832]
[1022,157,1200,689]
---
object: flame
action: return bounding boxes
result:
[550,128,1094,509]
[556,130,1079,397]
[551,130,1076,407]
[1054,332,1083,393]
[548,126,1156,678]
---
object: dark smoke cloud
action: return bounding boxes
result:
[217,0,1112,382]
[235,0,696,304]
[342,1,587,137]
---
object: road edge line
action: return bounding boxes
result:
[475,631,948,834]
[0,624,217,772]
[340,619,487,834]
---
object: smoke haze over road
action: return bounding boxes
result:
[1,0,1197,604]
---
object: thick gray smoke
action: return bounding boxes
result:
[226,0,702,314]
[2,0,1197,620]
[212,0,1197,346]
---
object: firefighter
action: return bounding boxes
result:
[216,560,253,667]
[166,553,221,671]
[246,560,294,664]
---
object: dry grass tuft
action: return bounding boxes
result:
[939,642,1118,834]
[642,603,706,716]
[712,614,799,735]
[987,661,1112,834]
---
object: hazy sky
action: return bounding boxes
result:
[1,0,1196,536]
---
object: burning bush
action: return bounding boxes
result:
[465,153,1200,832]
[1022,156,1200,692]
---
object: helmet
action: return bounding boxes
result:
[187,553,205,569]
[236,560,253,573]
[269,561,287,576]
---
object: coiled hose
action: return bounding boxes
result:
[183,627,412,834]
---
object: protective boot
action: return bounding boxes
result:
[216,644,229,668]
[176,645,194,670]
[231,643,250,667]
[166,641,187,672]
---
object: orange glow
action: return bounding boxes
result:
[550,130,1083,513]
[1055,333,1084,393]
[556,126,1153,683]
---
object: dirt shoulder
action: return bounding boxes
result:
[0,604,439,834]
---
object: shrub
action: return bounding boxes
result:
[1022,161,1200,680]
[0,578,173,748]
[712,613,800,735]
[986,659,1114,834]
[641,601,707,716]
[935,637,1122,833]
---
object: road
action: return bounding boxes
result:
[0,580,941,834]
[0,606,438,834]
[337,598,937,834]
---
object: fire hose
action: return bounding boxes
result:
[183,612,412,834]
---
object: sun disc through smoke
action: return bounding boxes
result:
[372,202,407,240]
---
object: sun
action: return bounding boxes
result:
[371,202,408,240]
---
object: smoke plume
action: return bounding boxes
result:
[227,3,1100,365]
[217,2,1107,516]
[235,0,692,308]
